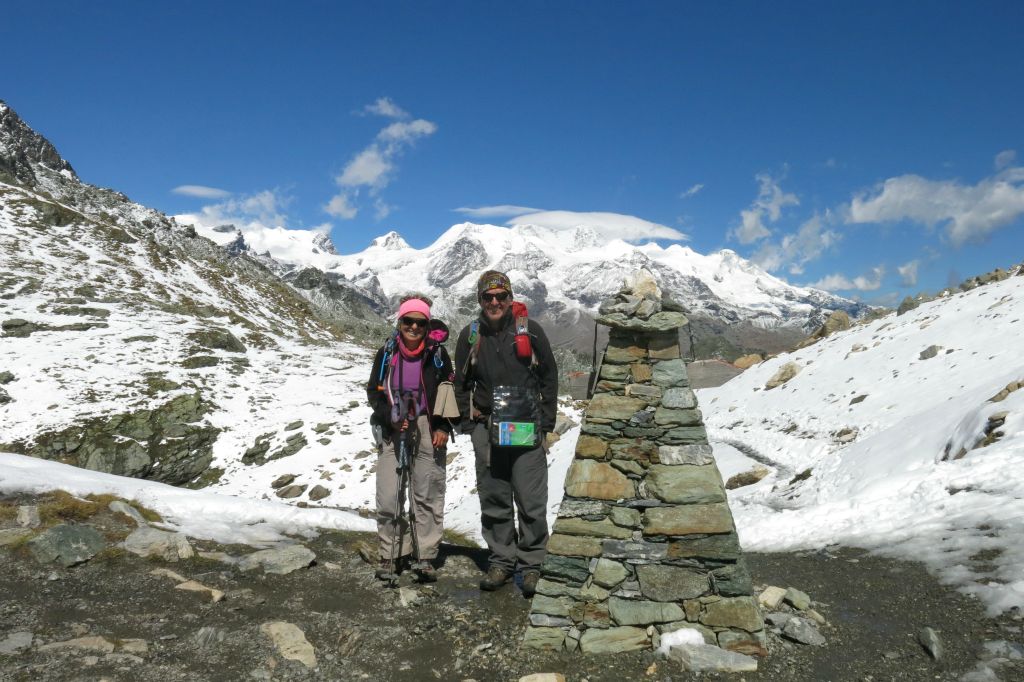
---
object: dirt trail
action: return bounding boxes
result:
[1,500,1022,681]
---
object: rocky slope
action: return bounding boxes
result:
[0,100,374,491]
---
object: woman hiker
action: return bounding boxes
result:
[366,294,458,582]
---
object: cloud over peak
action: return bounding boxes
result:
[809,265,886,292]
[172,184,231,200]
[847,166,1024,246]
[508,210,687,242]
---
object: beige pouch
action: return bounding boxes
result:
[433,382,461,419]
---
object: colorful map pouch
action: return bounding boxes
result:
[490,384,542,448]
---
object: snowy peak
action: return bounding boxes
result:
[0,100,77,186]
[312,232,338,255]
[370,230,410,250]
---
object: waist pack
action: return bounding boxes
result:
[490,385,542,448]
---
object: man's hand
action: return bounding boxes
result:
[432,430,449,449]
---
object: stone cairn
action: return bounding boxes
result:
[523,273,765,658]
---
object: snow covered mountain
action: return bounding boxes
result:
[180,219,870,359]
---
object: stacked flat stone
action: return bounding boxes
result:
[523,278,765,657]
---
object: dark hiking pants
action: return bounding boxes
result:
[471,422,549,573]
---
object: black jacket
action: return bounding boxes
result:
[454,311,558,433]
[366,335,455,438]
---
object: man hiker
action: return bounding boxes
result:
[454,270,558,598]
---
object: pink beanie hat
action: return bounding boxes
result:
[397,298,431,321]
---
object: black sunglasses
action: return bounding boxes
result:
[399,316,427,328]
[481,291,510,303]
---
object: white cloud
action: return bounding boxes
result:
[453,205,546,219]
[378,119,437,144]
[184,189,291,228]
[373,198,393,220]
[751,212,841,275]
[326,100,437,221]
[898,259,920,287]
[995,149,1017,170]
[809,265,885,292]
[508,210,687,242]
[337,148,393,190]
[172,185,231,200]
[362,97,409,120]
[679,183,704,199]
[847,167,1024,246]
[324,193,358,219]
[731,173,799,244]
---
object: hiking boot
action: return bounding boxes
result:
[412,560,437,583]
[521,570,540,598]
[479,566,512,591]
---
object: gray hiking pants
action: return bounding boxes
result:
[376,415,447,562]
[471,422,549,573]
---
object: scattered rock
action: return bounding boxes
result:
[849,394,868,405]
[308,485,331,501]
[28,523,105,567]
[193,627,228,649]
[150,568,189,583]
[238,545,316,575]
[765,362,801,390]
[38,636,116,654]
[784,587,811,610]
[176,580,225,603]
[733,354,763,370]
[123,526,194,562]
[399,586,422,607]
[275,484,307,499]
[725,466,770,490]
[919,345,942,360]
[260,621,316,669]
[782,617,826,646]
[0,631,33,655]
[0,370,15,384]
[918,626,942,660]
[16,505,40,528]
[108,500,146,526]
[0,387,12,404]
[758,586,787,610]
[518,674,566,682]
[284,420,304,431]
[271,474,296,489]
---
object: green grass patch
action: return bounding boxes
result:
[442,528,479,548]
[37,491,104,524]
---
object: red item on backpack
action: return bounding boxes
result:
[512,302,532,361]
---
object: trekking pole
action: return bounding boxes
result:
[385,433,410,588]
[404,393,422,566]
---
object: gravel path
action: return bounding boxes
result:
[1,498,1022,681]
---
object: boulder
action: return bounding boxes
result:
[28,524,105,567]
[765,362,800,390]
[260,621,316,669]
[124,526,194,562]
[238,545,316,575]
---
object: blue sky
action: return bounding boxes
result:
[4,1,1023,304]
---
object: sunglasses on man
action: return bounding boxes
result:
[481,291,510,303]
[399,316,428,328]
